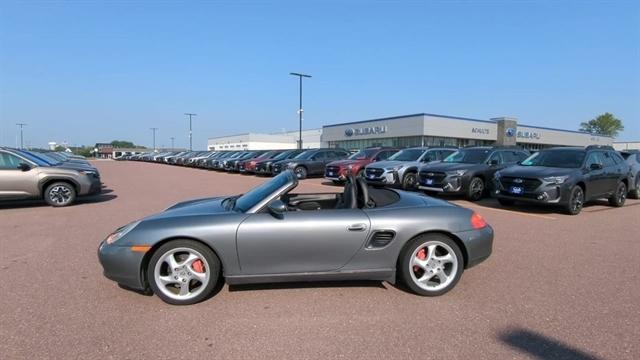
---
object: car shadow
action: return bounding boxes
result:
[321,181,343,186]
[499,327,603,360]
[228,280,386,292]
[0,191,117,210]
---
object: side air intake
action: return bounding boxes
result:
[367,231,396,249]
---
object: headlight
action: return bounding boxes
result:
[543,176,569,184]
[81,170,97,177]
[446,170,467,176]
[105,221,140,244]
[347,164,353,170]
[385,165,403,171]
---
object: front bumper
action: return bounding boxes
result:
[97,241,146,290]
[493,178,571,204]
[453,225,493,268]
[418,173,465,194]
[364,168,399,186]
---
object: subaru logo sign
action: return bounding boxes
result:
[505,128,516,137]
[344,128,355,137]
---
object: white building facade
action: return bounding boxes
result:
[207,129,321,151]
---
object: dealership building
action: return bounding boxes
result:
[321,113,612,151]
[208,129,321,151]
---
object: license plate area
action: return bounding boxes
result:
[509,186,524,195]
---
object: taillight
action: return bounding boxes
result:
[470,212,487,229]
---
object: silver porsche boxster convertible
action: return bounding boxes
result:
[98,170,493,305]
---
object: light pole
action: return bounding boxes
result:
[184,113,197,151]
[150,127,158,151]
[289,72,311,149]
[16,123,27,149]
[170,137,175,149]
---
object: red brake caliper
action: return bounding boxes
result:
[192,259,205,273]
[413,248,426,273]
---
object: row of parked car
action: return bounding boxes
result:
[119,145,639,215]
[0,147,102,207]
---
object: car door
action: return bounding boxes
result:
[236,208,371,274]
[584,152,606,197]
[485,151,504,178]
[601,151,621,193]
[307,151,327,174]
[0,152,37,199]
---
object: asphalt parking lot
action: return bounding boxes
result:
[1,160,639,360]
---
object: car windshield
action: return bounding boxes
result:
[520,150,586,168]
[348,149,376,160]
[444,149,490,164]
[293,150,314,160]
[388,149,425,161]
[233,172,292,212]
[272,151,294,160]
[19,150,60,166]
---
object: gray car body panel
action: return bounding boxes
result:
[98,171,493,290]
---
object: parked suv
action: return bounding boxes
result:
[254,149,304,176]
[272,148,349,179]
[620,150,640,199]
[324,147,398,184]
[0,147,101,207]
[364,147,457,190]
[418,146,529,201]
[493,146,630,215]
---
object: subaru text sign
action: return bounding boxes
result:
[345,125,388,137]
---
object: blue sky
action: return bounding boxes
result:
[1,0,638,149]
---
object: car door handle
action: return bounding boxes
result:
[347,223,367,231]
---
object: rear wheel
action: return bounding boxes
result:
[148,240,220,305]
[402,172,417,190]
[466,177,484,201]
[608,182,627,207]
[44,182,76,207]
[564,185,584,215]
[497,198,515,206]
[294,166,307,179]
[399,234,464,296]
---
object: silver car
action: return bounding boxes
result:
[98,170,493,305]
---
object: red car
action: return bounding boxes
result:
[238,150,285,173]
[324,147,399,183]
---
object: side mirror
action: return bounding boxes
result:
[489,159,499,166]
[18,163,31,171]
[267,200,286,219]
[590,163,603,171]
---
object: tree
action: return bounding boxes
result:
[110,140,137,148]
[580,113,624,137]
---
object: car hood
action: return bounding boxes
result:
[327,159,367,167]
[368,160,417,169]
[498,165,579,178]
[420,162,484,172]
[147,196,230,220]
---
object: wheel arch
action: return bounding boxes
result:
[397,230,469,269]
[39,177,80,196]
[139,236,225,289]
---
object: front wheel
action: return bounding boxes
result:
[466,177,485,201]
[608,182,627,207]
[44,182,77,207]
[398,234,464,297]
[294,166,307,179]
[402,172,417,190]
[564,185,584,215]
[147,240,220,305]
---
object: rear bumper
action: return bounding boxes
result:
[453,225,493,268]
[97,241,146,290]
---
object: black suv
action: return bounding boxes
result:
[620,150,639,199]
[493,146,630,215]
[418,146,530,201]
[272,148,350,179]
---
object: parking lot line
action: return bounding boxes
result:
[582,201,640,213]
[453,201,558,220]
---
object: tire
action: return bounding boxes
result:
[147,240,221,305]
[564,185,584,215]
[497,198,515,206]
[398,233,464,297]
[294,166,307,179]
[402,172,418,190]
[466,177,485,201]
[44,181,77,207]
[332,180,344,185]
[608,182,627,207]
[628,175,640,199]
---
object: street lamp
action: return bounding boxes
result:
[289,72,311,149]
[170,137,175,149]
[184,113,197,151]
[150,127,159,151]
[16,123,27,149]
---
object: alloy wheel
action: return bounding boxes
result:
[470,179,484,199]
[571,187,584,213]
[153,247,210,301]
[409,241,458,292]
[48,185,72,205]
